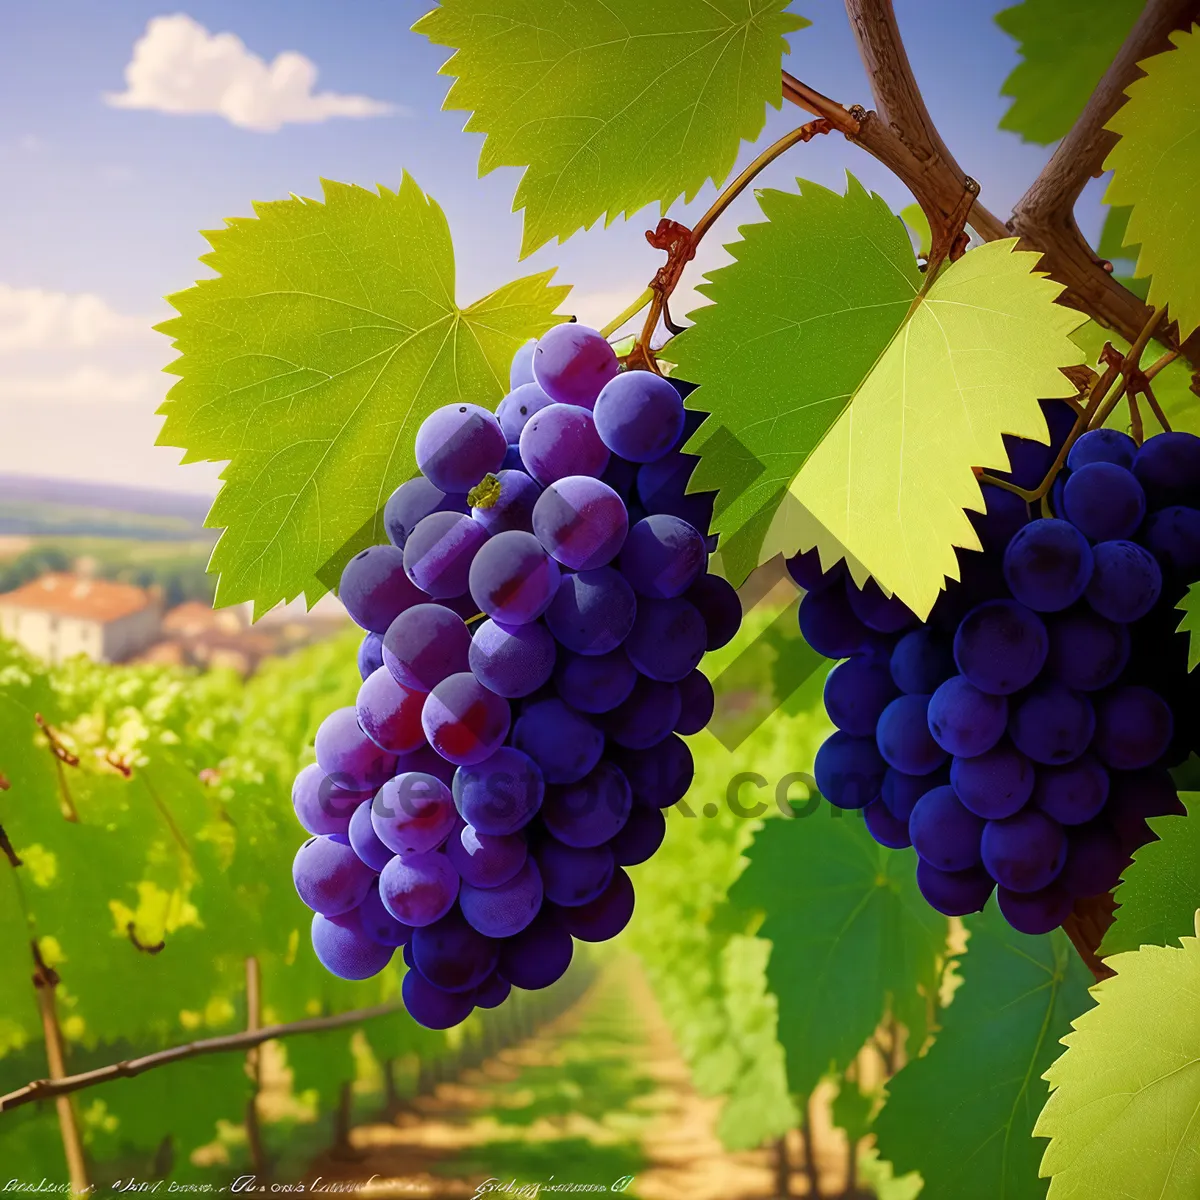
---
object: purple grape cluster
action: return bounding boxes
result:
[291,324,740,1027]
[803,403,1200,936]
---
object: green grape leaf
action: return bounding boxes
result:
[874,900,1093,1200]
[1104,26,1200,340]
[1070,319,1200,437]
[1100,795,1200,956]
[156,174,568,617]
[1035,921,1200,1199]
[413,0,808,257]
[832,1074,878,1144]
[995,0,1142,145]
[900,203,932,259]
[674,177,1086,616]
[1178,584,1200,671]
[727,810,946,1099]
[1096,205,1139,263]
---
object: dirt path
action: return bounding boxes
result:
[303,960,860,1200]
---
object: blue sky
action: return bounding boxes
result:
[0,0,1106,494]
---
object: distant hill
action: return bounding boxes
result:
[0,474,216,540]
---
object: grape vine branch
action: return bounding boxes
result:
[615,0,1200,378]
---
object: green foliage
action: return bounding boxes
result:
[727,801,946,1099]
[1104,26,1200,340]
[874,902,1093,1200]
[995,0,1141,145]
[155,174,567,618]
[1178,584,1200,671]
[675,178,1084,615]
[413,0,808,256]
[672,177,921,585]
[1036,922,1200,1199]
[1101,796,1200,956]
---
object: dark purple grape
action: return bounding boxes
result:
[412,908,498,992]
[1067,428,1136,471]
[609,804,667,865]
[876,694,949,775]
[1132,431,1200,508]
[1044,608,1130,691]
[339,544,425,634]
[535,838,615,906]
[1092,685,1174,770]
[1141,506,1200,581]
[1060,821,1126,897]
[311,911,393,980]
[349,799,396,872]
[996,399,1078,488]
[499,909,574,987]
[544,567,637,655]
[798,585,873,658]
[403,511,489,599]
[472,469,542,536]
[314,706,397,791]
[497,381,554,441]
[541,760,632,848]
[532,324,619,409]
[915,860,995,916]
[379,616,464,699]
[415,403,507,493]
[355,880,413,947]
[452,745,545,835]
[520,403,610,485]
[473,973,512,1010]
[823,654,900,737]
[444,823,527,889]
[970,484,1030,551]
[890,626,956,694]
[881,764,949,822]
[928,676,1009,758]
[864,798,912,848]
[385,476,469,549]
[1062,462,1146,541]
[1032,755,1109,825]
[814,731,887,810]
[512,698,605,782]
[459,858,544,937]
[981,809,1067,892]
[675,670,715,735]
[624,597,707,682]
[1085,540,1162,623]
[422,673,511,766]
[356,667,426,754]
[1003,519,1094,612]
[1008,682,1095,765]
[468,530,561,625]
[469,619,557,699]
[614,735,694,808]
[292,762,367,837]
[601,677,681,750]
[593,369,686,462]
[636,451,714,532]
[950,741,1034,819]
[531,475,628,570]
[402,969,474,1029]
[953,600,1048,695]
[686,574,742,651]
[845,577,917,633]
[909,785,984,871]
[358,632,384,681]
[785,547,846,593]
[378,851,459,927]
[554,648,637,714]
[293,834,377,916]
[997,882,1073,934]
[556,868,635,942]
[372,772,457,856]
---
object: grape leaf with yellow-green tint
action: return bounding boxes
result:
[413,0,808,257]
[1035,922,1200,1199]
[155,174,568,618]
[673,176,1085,616]
[1104,26,1200,340]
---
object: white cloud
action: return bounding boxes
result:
[0,284,157,353]
[0,366,161,405]
[105,14,398,132]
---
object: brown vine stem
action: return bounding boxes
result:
[1009,0,1200,366]
[623,116,835,372]
[1088,305,1168,431]
[0,1000,405,1113]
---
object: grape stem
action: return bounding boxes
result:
[618,117,836,373]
